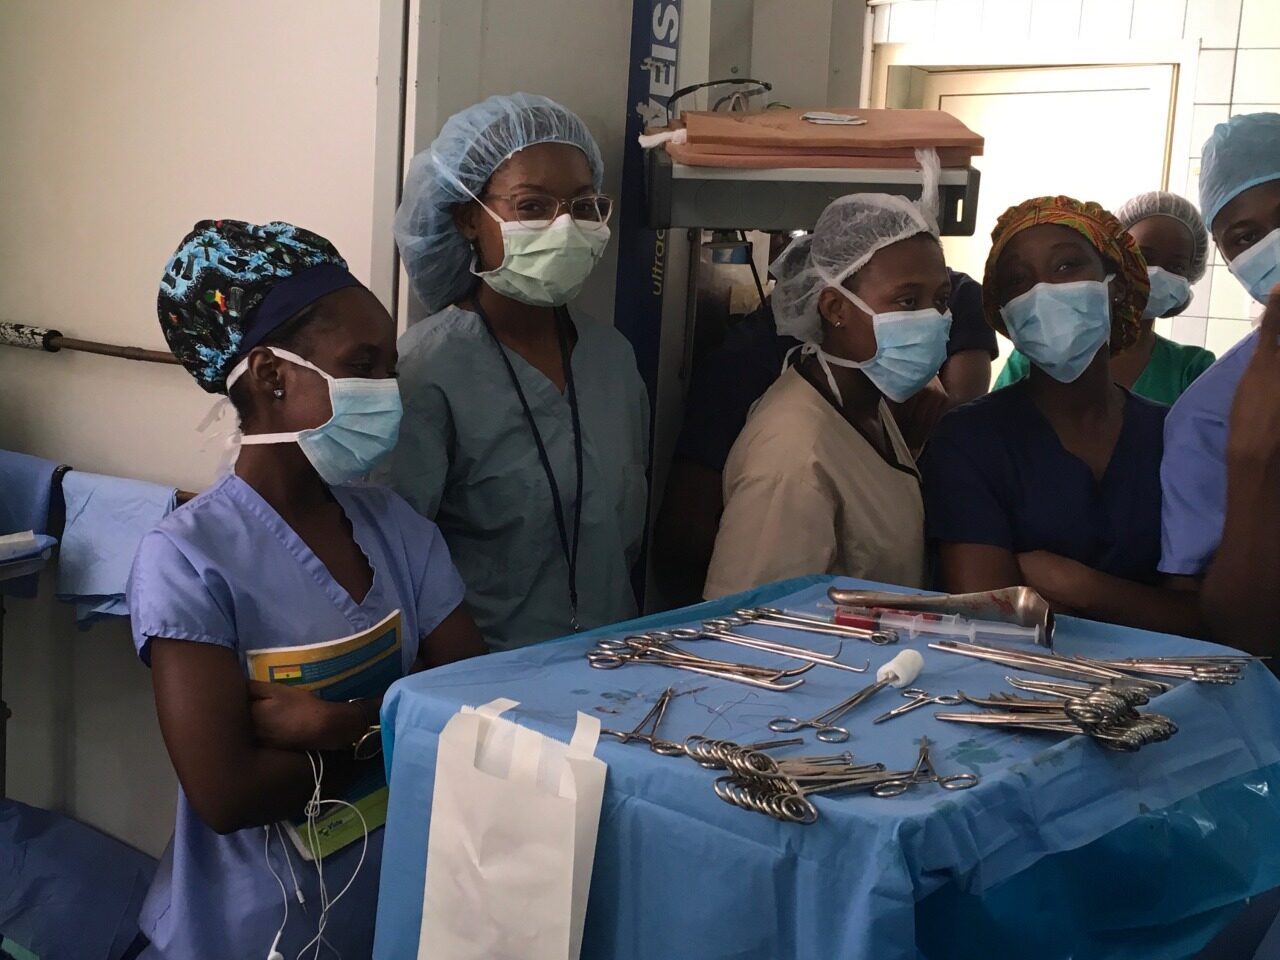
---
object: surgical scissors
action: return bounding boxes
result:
[769,649,924,742]
[871,737,978,797]
[872,688,963,724]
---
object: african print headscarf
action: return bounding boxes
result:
[982,196,1150,354]
[158,220,360,393]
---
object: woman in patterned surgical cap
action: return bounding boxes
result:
[131,218,484,960]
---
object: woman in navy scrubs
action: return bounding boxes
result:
[919,196,1200,635]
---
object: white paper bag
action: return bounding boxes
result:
[418,698,607,960]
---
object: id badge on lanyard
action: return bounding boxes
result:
[477,304,584,632]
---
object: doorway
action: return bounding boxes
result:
[882,59,1180,368]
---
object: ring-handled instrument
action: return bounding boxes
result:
[927,639,1171,692]
[601,687,687,755]
[870,736,979,797]
[769,649,924,742]
[587,633,809,691]
[619,631,813,679]
[693,623,869,673]
[732,607,898,645]
[872,687,963,723]
[935,710,1178,751]
[937,676,1179,751]
[931,638,1255,688]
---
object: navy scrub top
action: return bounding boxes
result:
[918,380,1169,584]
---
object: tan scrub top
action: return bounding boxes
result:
[704,367,926,599]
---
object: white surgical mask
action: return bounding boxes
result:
[232,348,402,485]
[1143,266,1192,320]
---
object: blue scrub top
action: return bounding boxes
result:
[919,380,1168,584]
[1160,328,1259,576]
[126,474,465,960]
[379,305,650,650]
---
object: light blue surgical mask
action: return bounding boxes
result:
[237,348,403,484]
[1000,276,1113,384]
[1228,227,1280,304]
[1144,266,1192,320]
[812,289,953,404]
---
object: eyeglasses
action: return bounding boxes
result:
[667,77,774,121]
[481,192,614,228]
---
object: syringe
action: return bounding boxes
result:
[832,605,1044,645]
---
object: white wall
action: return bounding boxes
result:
[0,0,389,856]
[869,0,1277,357]
[0,0,640,861]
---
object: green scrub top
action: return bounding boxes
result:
[378,305,650,651]
[993,333,1216,406]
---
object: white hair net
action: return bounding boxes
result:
[395,92,604,313]
[769,193,938,342]
[1115,191,1209,283]
[1199,112,1280,231]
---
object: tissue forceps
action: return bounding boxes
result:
[872,688,963,724]
[871,737,978,797]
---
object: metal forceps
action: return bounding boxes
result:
[871,737,978,797]
[769,650,924,742]
[873,688,963,724]
[588,634,809,691]
[601,687,686,755]
[690,624,869,673]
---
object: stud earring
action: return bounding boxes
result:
[273,388,285,399]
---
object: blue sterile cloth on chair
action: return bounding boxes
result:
[0,450,61,598]
[373,577,1280,960]
[0,800,156,960]
[56,471,176,627]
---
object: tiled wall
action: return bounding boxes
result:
[872,0,1278,354]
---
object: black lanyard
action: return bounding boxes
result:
[477,304,584,629]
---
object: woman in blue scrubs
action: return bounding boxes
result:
[382,93,649,650]
[129,220,486,959]
[1166,112,1280,652]
[920,196,1200,635]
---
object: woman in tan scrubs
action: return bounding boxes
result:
[704,194,953,598]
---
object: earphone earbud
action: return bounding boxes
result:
[264,826,289,960]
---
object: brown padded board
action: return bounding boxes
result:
[666,143,978,169]
[678,107,984,152]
